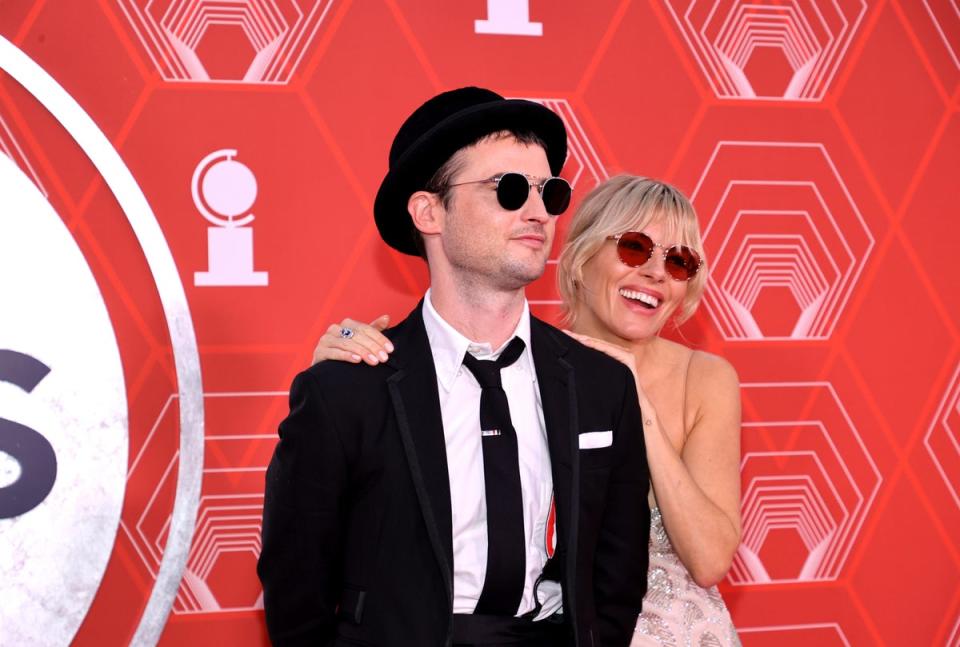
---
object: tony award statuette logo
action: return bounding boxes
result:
[193,149,268,287]
[475,0,542,36]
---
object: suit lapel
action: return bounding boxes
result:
[386,304,454,606]
[529,318,579,612]
[530,319,574,469]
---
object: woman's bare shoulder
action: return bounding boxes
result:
[688,349,739,385]
[682,349,741,441]
[655,339,737,383]
[684,349,741,422]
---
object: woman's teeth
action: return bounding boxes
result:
[619,288,659,308]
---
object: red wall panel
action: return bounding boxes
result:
[0,1,957,645]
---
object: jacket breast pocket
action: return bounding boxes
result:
[578,430,615,470]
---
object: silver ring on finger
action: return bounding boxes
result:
[339,327,354,339]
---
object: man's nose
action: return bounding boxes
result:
[523,187,551,223]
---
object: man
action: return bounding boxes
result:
[258,87,649,646]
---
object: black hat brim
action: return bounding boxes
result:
[374,99,567,256]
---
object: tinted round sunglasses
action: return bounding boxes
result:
[447,172,572,216]
[608,231,702,282]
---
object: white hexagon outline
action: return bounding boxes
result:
[922,0,960,71]
[738,622,852,646]
[124,391,284,615]
[176,495,265,612]
[116,0,335,84]
[925,361,960,509]
[664,0,868,101]
[736,446,854,583]
[515,97,608,306]
[720,229,837,333]
[710,200,845,339]
[731,381,882,585]
[693,141,874,341]
[740,470,838,562]
[516,97,608,192]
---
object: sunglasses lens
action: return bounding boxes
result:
[495,172,530,211]
[664,246,701,281]
[541,177,572,216]
[616,232,655,267]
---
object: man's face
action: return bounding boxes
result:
[436,136,556,291]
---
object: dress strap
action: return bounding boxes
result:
[680,349,696,439]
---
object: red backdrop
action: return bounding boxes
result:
[0,1,958,645]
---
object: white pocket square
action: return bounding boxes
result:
[579,430,612,449]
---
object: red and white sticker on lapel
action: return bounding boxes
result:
[545,496,556,559]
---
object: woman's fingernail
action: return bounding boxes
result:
[379,351,389,362]
[350,354,361,362]
[368,354,379,364]
[385,341,395,352]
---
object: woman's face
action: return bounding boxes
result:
[574,217,690,345]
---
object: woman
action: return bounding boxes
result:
[313,176,742,646]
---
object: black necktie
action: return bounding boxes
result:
[461,336,527,615]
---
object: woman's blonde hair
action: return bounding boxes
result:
[557,175,707,326]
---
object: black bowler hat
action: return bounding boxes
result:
[373,87,568,256]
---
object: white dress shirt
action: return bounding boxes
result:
[422,290,562,619]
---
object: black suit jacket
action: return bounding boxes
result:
[258,304,650,646]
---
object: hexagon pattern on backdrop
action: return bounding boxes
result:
[0,1,958,645]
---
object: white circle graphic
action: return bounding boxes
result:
[0,153,128,645]
[0,35,204,647]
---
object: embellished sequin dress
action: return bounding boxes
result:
[632,507,740,646]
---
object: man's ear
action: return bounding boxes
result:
[408,190,443,236]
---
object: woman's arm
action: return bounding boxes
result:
[641,351,741,587]
[564,332,742,588]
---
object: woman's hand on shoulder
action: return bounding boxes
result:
[563,330,640,381]
[312,315,393,366]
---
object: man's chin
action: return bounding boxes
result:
[499,260,548,289]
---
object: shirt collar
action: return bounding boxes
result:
[422,288,534,393]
